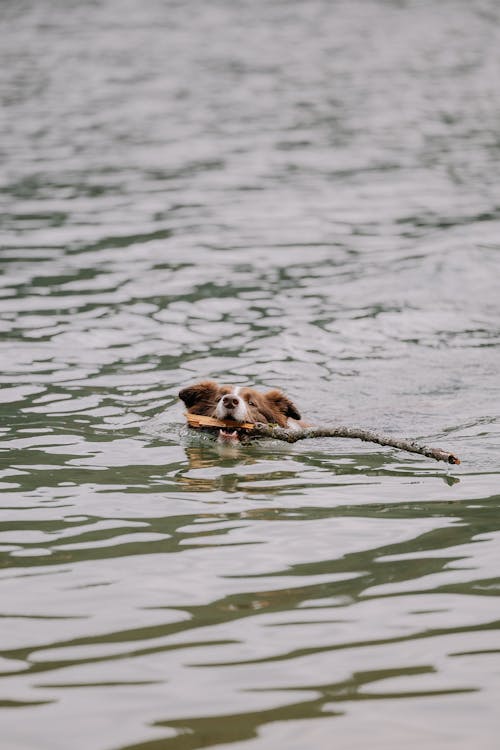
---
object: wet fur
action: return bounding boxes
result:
[179,380,303,428]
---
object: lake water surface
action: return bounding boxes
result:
[1,1,500,748]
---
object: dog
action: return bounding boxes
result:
[179,380,306,443]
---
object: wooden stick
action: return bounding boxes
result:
[186,413,256,431]
[185,413,460,465]
[250,423,460,465]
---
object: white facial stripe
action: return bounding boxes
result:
[215,385,248,422]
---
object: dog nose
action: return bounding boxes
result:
[222,395,239,409]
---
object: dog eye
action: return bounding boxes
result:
[248,400,255,406]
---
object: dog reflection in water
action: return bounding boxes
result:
[177,443,249,492]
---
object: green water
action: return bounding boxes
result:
[1,1,500,748]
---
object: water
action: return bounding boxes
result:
[1,1,500,748]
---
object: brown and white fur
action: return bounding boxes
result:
[179,381,307,443]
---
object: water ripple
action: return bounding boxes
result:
[1,1,500,748]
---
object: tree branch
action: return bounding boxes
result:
[250,423,461,465]
[184,413,460,464]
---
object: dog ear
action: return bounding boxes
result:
[265,390,301,420]
[178,381,218,408]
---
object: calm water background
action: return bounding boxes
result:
[1,1,500,748]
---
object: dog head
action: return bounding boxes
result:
[179,380,301,428]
